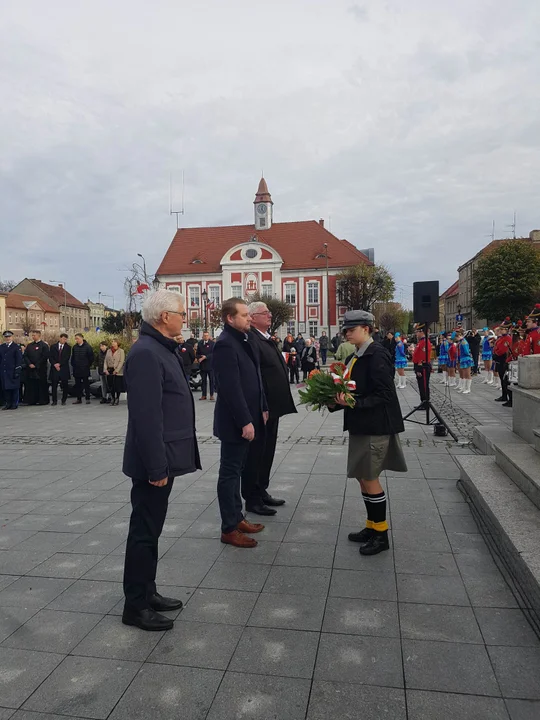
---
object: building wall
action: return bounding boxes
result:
[86,302,106,330]
[0,295,6,333]
[11,280,90,332]
[6,305,60,334]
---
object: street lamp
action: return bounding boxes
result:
[201,289,208,331]
[152,276,160,291]
[50,280,67,330]
[323,243,331,342]
[137,253,148,283]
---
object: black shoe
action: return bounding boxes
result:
[246,503,277,516]
[100,398,107,404]
[122,607,174,631]
[262,494,285,507]
[148,593,184,612]
[359,531,390,556]
[348,527,375,544]
[51,401,57,406]
[73,399,82,404]
[1,405,9,411]
[61,400,67,406]
[502,401,512,407]
[86,399,91,404]
[494,397,506,402]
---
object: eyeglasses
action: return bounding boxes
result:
[167,310,187,318]
[252,311,272,316]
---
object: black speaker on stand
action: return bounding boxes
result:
[403,281,458,441]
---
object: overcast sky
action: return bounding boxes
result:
[1,0,539,309]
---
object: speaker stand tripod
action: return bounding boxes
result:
[402,324,458,442]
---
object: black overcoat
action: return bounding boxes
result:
[213,324,268,443]
[24,340,49,380]
[248,329,296,420]
[123,322,201,481]
[71,341,94,379]
[0,343,23,391]
[49,342,72,382]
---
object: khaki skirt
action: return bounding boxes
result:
[347,434,407,480]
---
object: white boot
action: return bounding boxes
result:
[401,376,407,388]
[486,371,494,385]
[482,373,489,384]
[449,376,456,387]
[462,379,472,394]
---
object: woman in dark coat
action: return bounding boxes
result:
[300,339,317,380]
[332,310,407,556]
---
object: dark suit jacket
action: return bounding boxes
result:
[49,342,72,382]
[24,340,49,380]
[249,329,296,420]
[196,339,215,370]
[71,341,94,379]
[0,343,23,391]
[213,324,268,443]
[123,322,201,481]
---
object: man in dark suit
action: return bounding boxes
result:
[49,333,71,406]
[24,330,50,405]
[122,290,201,632]
[196,330,215,400]
[0,331,23,410]
[213,298,268,548]
[242,301,297,515]
[71,333,94,404]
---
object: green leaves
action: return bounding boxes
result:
[336,264,395,312]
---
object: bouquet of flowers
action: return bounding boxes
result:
[298,361,356,411]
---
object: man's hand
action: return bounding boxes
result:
[263,411,269,425]
[54,363,60,371]
[29,364,35,369]
[242,423,255,441]
[149,477,168,487]
[335,392,349,407]
[199,355,206,362]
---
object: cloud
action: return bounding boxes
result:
[348,4,369,22]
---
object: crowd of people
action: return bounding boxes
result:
[120,290,407,632]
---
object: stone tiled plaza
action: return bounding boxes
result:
[0,380,539,720]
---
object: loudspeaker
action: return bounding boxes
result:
[413,281,439,324]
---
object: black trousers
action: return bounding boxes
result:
[414,363,431,403]
[123,476,174,610]
[74,376,90,400]
[217,440,249,534]
[472,350,480,374]
[51,375,69,404]
[242,417,279,505]
[320,349,327,364]
[201,369,215,398]
[26,377,49,405]
[289,367,299,383]
[494,355,509,400]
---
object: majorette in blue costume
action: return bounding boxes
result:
[456,328,473,394]
[438,332,450,386]
[481,328,494,385]
[394,332,407,388]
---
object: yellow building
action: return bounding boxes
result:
[0,293,6,333]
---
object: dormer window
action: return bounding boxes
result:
[315,253,326,259]
[191,259,203,264]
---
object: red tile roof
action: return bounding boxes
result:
[441,281,459,298]
[157,220,372,276]
[27,280,87,309]
[6,293,59,314]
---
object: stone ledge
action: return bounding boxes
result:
[513,387,540,444]
[456,455,540,624]
[534,429,540,454]
[472,425,527,455]
[495,443,540,510]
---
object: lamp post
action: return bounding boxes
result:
[323,243,331,341]
[201,289,208,331]
[152,276,160,291]
[50,280,67,330]
[137,253,148,284]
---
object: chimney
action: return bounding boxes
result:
[530,229,540,243]
[319,218,324,228]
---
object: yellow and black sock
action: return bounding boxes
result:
[361,493,374,529]
[365,491,388,533]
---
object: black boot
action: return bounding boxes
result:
[148,593,184,612]
[122,606,174,631]
[348,527,375,544]
[359,531,390,556]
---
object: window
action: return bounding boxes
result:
[8,313,12,324]
[261,283,273,297]
[307,282,319,304]
[284,283,296,305]
[309,320,318,338]
[230,285,242,298]
[208,286,221,305]
[287,320,296,336]
[245,248,257,259]
[168,285,180,293]
[189,286,200,307]
[259,218,266,227]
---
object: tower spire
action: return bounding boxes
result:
[253,177,273,230]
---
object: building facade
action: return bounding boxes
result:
[156,179,373,337]
[11,279,90,332]
[0,293,6,334]
[441,281,459,332]
[6,293,60,334]
[86,301,106,331]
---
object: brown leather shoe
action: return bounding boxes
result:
[221,530,257,548]
[238,519,265,534]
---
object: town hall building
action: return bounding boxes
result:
[156,179,372,337]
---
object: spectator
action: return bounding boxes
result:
[49,333,72,406]
[272,335,283,353]
[287,347,300,384]
[319,331,329,365]
[186,333,198,349]
[122,289,199,632]
[197,330,215,401]
[372,326,382,343]
[71,333,94,405]
[24,330,50,406]
[335,338,355,362]
[382,331,396,358]
[468,328,481,375]
[294,333,306,353]
[300,338,317,380]
[213,298,268,548]
[97,341,111,404]
[242,301,296,515]
[331,332,341,353]
[104,340,125,406]
[176,334,195,377]
[283,334,295,353]
[0,331,23,411]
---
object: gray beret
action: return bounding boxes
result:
[342,310,375,330]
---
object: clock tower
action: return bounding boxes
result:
[254,177,273,230]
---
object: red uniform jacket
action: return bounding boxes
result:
[412,339,432,365]
[513,339,528,358]
[493,334,513,359]
[529,327,540,355]
[448,342,457,362]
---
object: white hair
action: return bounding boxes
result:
[247,301,267,315]
[142,289,185,325]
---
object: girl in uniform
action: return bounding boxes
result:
[438,332,450,385]
[481,328,494,384]
[456,329,473,394]
[394,332,407,388]
[447,333,458,387]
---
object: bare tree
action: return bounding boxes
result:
[0,280,17,293]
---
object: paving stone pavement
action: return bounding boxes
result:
[0,379,538,720]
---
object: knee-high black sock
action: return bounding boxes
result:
[361,493,374,529]
[365,491,388,533]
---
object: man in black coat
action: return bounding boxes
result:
[49,333,71,406]
[71,333,94,404]
[0,331,23,410]
[213,298,268,548]
[176,334,195,377]
[24,330,50,405]
[241,301,297,515]
[467,328,481,375]
[122,290,201,632]
[196,330,215,400]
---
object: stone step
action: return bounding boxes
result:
[495,443,540,510]
[456,455,540,621]
[534,429,540,455]
[472,425,527,455]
